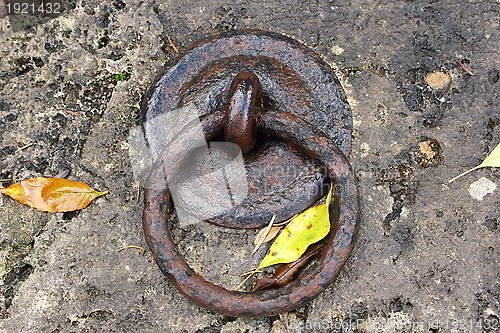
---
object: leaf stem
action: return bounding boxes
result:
[234,269,260,291]
[273,214,297,227]
[14,143,34,153]
[117,245,146,252]
[447,166,478,183]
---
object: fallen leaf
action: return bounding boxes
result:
[252,214,298,247]
[251,243,324,292]
[257,186,332,270]
[254,217,286,246]
[256,226,281,244]
[448,142,500,183]
[0,177,108,213]
[251,215,276,256]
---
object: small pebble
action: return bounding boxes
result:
[468,177,497,200]
[424,71,451,90]
[330,45,344,55]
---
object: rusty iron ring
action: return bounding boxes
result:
[142,109,359,318]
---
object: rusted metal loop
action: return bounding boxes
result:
[224,72,261,154]
[142,109,360,317]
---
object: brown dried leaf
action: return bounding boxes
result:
[262,226,281,243]
[0,177,108,213]
[251,215,276,256]
[254,225,281,245]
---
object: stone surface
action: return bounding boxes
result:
[0,0,499,332]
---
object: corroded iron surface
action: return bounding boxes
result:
[141,29,358,317]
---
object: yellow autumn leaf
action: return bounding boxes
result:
[0,177,108,213]
[448,142,500,183]
[257,187,333,270]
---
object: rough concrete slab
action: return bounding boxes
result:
[0,0,499,332]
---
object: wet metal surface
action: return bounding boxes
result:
[140,30,358,316]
